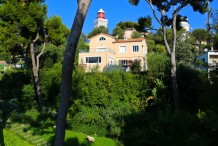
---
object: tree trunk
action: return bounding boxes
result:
[170,52,179,110]
[0,105,5,146]
[33,74,43,111]
[0,101,8,146]
[54,1,92,146]
[160,13,179,110]
[146,1,187,111]
[0,125,5,146]
[171,13,180,110]
[30,41,43,111]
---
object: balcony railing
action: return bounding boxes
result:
[80,48,116,55]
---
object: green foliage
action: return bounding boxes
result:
[196,109,206,120]
[24,109,40,123]
[146,39,156,52]
[40,63,62,108]
[88,26,109,38]
[45,16,70,46]
[22,85,35,106]
[177,64,210,111]
[121,109,201,146]
[117,21,138,30]
[176,41,197,64]
[74,38,89,67]
[128,0,140,6]
[69,71,150,138]
[192,28,209,44]
[40,43,65,68]
[129,0,210,14]
[137,16,152,31]
[129,59,142,73]
[213,33,218,49]
[212,9,218,33]
[0,0,47,64]
[131,31,141,38]
[147,52,170,78]
[0,69,33,110]
[147,38,166,53]
[112,26,124,39]
[112,17,152,39]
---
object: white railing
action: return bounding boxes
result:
[80,48,116,55]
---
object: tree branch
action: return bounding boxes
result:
[173,1,187,15]
[172,2,187,54]
[145,0,163,26]
[36,28,47,71]
[30,27,40,77]
[33,27,40,43]
[162,22,172,55]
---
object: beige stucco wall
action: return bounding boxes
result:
[78,33,148,72]
[78,51,115,72]
[124,29,134,39]
[114,39,147,70]
[114,40,146,58]
[89,34,115,51]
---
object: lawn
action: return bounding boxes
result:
[3,129,33,146]
[32,127,117,146]
[64,130,116,146]
[4,123,117,146]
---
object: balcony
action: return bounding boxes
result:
[79,48,116,55]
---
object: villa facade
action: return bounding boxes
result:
[196,50,218,71]
[78,33,148,72]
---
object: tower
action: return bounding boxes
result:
[180,17,190,32]
[94,8,108,28]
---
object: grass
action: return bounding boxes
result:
[3,129,34,146]
[32,127,116,146]
[6,123,117,146]
[64,130,116,146]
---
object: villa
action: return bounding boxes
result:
[78,33,148,72]
[78,8,148,72]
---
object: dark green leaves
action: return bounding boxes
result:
[88,26,109,38]
[45,16,70,46]
[128,0,140,6]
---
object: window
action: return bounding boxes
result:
[85,57,101,63]
[119,60,128,66]
[210,55,218,59]
[119,46,126,53]
[132,45,139,52]
[99,37,106,41]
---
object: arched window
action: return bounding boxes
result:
[99,37,106,41]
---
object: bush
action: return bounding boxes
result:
[68,71,151,138]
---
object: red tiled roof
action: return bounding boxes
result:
[89,33,115,40]
[113,38,145,43]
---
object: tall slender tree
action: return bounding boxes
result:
[129,0,213,110]
[54,0,92,145]
[30,26,47,111]
[0,0,47,110]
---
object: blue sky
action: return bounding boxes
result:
[45,0,218,35]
